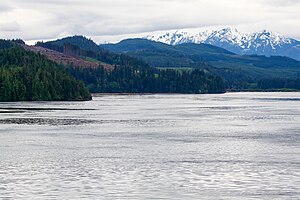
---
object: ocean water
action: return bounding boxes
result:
[0,93,299,199]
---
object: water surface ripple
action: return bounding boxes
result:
[0,93,299,199]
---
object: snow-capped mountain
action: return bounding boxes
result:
[145,28,300,61]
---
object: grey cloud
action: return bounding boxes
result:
[0,4,12,13]
[0,0,299,43]
[0,21,21,32]
[261,0,300,6]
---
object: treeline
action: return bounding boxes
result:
[258,78,300,90]
[0,39,14,49]
[67,65,225,94]
[0,46,91,101]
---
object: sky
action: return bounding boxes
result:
[0,0,300,44]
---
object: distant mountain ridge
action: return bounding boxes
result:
[145,28,300,61]
[38,36,300,81]
[102,38,300,81]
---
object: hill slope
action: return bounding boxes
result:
[36,36,148,68]
[23,45,113,70]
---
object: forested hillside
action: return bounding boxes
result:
[101,39,300,80]
[0,43,91,101]
[101,38,300,90]
[37,36,225,94]
[36,36,147,67]
[67,66,225,94]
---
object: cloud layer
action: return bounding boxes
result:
[0,0,299,43]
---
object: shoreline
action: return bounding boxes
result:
[1,91,299,103]
[226,89,300,93]
[92,90,300,96]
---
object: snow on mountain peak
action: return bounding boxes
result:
[144,28,300,59]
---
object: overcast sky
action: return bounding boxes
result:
[1,0,300,44]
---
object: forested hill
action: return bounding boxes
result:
[0,41,91,102]
[36,36,225,94]
[37,35,102,52]
[36,36,147,68]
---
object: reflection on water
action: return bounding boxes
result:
[252,97,300,101]
[0,107,96,111]
[0,92,300,199]
[0,118,96,126]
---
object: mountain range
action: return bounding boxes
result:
[145,28,300,61]
[2,34,300,97]
[101,38,300,82]
[30,35,300,83]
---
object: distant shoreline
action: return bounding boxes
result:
[226,89,300,93]
[92,90,300,96]
[92,92,222,96]
[92,93,192,96]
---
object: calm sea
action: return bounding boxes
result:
[0,93,300,199]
